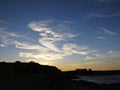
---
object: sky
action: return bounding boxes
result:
[0,0,120,71]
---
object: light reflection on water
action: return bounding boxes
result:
[74,74,120,84]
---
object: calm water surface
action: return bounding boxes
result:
[73,74,120,84]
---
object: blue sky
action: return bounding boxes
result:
[0,0,120,71]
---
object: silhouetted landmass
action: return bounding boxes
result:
[0,61,120,90]
[0,61,74,90]
[64,69,120,76]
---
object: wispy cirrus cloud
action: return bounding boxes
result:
[98,27,116,35]
[97,36,105,40]
[87,12,120,18]
[13,41,48,51]
[0,28,33,48]
[0,28,20,47]
[97,27,116,40]
[19,20,95,60]
[0,19,9,25]
[19,44,91,60]
[84,50,120,60]
[0,20,96,61]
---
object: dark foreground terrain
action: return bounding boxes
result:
[0,61,120,90]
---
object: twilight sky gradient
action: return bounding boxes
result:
[0,0,120,71]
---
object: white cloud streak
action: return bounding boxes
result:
[0,20,96,61]
[87,12,120,18]
[13,41,48,51]
[0,28,19,47]
[84,50,120,60]
[0,19,9,25]
[0,28,34,48]
[98,36,105,40]
[19,20,95,60]
[99,27,116,35]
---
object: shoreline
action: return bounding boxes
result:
[0,62,120,90]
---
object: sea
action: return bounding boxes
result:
[72,74,120,84]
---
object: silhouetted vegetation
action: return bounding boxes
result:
[0,61,120,90]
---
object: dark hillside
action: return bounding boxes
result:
[0,61,120,90]
[0,61,74,90]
